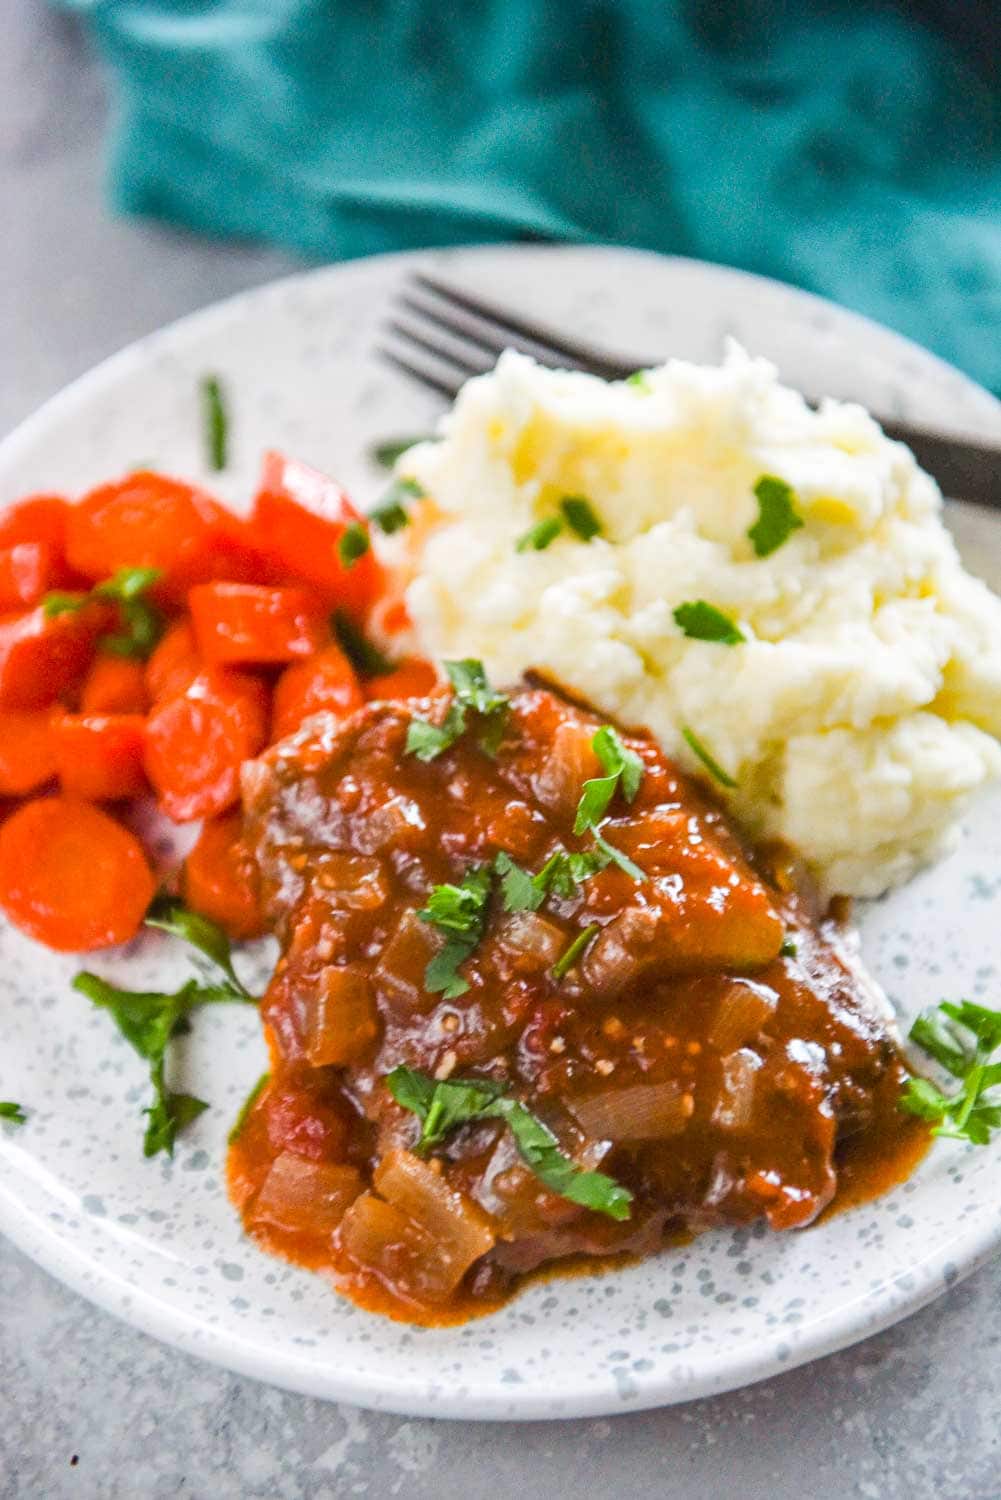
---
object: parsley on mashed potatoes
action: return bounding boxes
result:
[398,345,1001,898]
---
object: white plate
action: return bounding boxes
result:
[2,245,1001,1421]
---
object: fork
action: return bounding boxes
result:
[379,272,1001,509]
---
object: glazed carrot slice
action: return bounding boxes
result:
[144,668,268,821]
[81,655,149,715]
[251,452,382,616]
[364,657,439,703]
[144,619,201,703]
[53,713,148,800]
[0,796,155,951]
[0,495,70,553]
[182,811,264,941]
[65,471,249,605]
[0,605,102,709]
[189,583,328,666]
[0,543,58,612]
[271,641,364,740]
[0,709,58,794]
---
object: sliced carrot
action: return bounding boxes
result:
[189,583,328,666]
[81,655,149,715]
[65,471,247,605]
[364,657,439,703]
[0,495,70,553]
[53,713,148,801]
[0,796,155,951]
[182,811,264,941]
[0,709,58,794]
[0,605,102,709]
[271,641,364,740]
[251,452,382,616]
[144,619,201,702]
[0,543,58,612]
[144,668,268,821]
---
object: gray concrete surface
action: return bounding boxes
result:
[2,4,1001,1496]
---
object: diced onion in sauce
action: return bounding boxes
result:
[373,910,443,1015]
[495,910,566,969]
[707,979,778,1053]
[250,1153,363,1236]
[530,719,601,820]
[374,1150,496,1280]
[303,963,378,1066]
[313,852,389,910]
[568,1080,693,1141]
[581,907,660,995]
[712,1048,762,1131]
[337,1192,442,1297]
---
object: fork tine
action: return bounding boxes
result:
[412,271,634,380]
[376,342,463,402]
[399,285,576,372]
[385,316,489,382]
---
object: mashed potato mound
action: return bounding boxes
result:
[399,345,1001,897]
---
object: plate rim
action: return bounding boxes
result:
[1,239,1000,1420]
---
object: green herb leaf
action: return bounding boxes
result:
[0,1102,26,1125]
[903,998,1001,1145]
[228,1072,270,1146]
[516,517,563,553]
[560,496,603,541]
[552,923,600,980]
[419,866,493,998]
[386,1066,632,1220]
[145,896,253,1000]
[780,937,798,959]
[573,725,644,836]
[494,851,546,913]
[494,844,615,912]
[332,610,393,678]
[338,522,371,570]
[201,375,228,472]
[42,591,87,619]
[626,370,651,391]
[673,601,745,645]
[371,436,430,470]
[681,726,737,789]
[74,965,250,1159]
[370,477,424,535]
[590,831,644,882]
[748,475,803,558]
[406,660,508,763]
[94,567,163,603]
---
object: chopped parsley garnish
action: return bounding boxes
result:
[332,610,393,677]
[228,1072,270,1146]
[560,496,603,541]
[626,370,652,391]
[371,436,430,470]
[406,659,508,763]
[494,845,612,912]
[386,1064,633,1221]
[370,477,424,535]
[45,567,165,660]
[681,726,737,789]
[552,923,600,981]
[673,601,745,645]
[338,522,371,570]
[73,903,256,1157]
[516,516,563,552]
[574,725,644,836]
[74,972,237,1158]
[419,865,493,999]
[901,1000,1001,1145]
[201,375,228,472]
[780,937,799,959]
[145,896,253,1001]
[591,829,645,881]
[748,475,803,558]
[0,1102,26,1125]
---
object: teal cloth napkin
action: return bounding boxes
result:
[60,0,1001,394]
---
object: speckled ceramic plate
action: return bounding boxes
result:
[1,246,1000,1421]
